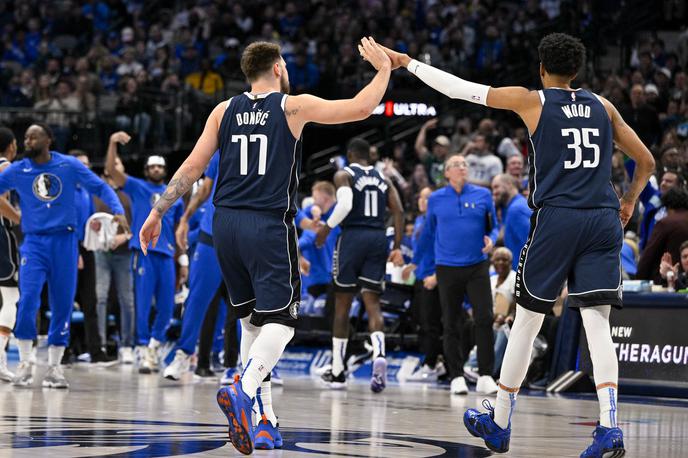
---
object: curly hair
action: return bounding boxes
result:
[538,33,586,78]
[661,186,688,210]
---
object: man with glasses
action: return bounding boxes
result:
[419,154,499,396]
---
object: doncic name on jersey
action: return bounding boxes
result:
[32,173,63,202]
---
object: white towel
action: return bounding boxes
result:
[83,212,119,251]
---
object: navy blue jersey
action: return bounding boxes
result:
[341,164,388,229]
[528,88,618,210]
[215,92,301,215]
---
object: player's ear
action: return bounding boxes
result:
[539,62,545,78]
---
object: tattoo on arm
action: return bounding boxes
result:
[284,107,299,117]
[154,166,194,215]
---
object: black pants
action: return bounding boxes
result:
[413,279,443,368]
[76,246,103,355]
[197,287,239,370]
[436,262,494,378]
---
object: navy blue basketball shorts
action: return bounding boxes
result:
[0,223,18,287]
[515,206,623,314]
[333,227,387,294]
[212,207,300,328]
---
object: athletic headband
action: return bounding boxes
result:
[146,155,166,167]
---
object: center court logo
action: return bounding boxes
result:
[1,416,485,457]
[32,173,63,202]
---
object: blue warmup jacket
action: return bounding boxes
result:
[422,184,499,268]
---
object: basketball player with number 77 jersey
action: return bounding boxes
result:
[380,34,654,458]
[138,37,393,455]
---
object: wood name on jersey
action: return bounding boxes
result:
[561,104,591,119]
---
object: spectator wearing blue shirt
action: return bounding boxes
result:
[492,174,532,271]
[402,186,445,381]
[70,149,115,364]
[422,154,499,395]
[298,182,339,299]
[105,133,185,375]
[0,124,126,389]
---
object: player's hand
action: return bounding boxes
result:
[357,36,391,71]
[482,235,494,254]
[315,224,331,248]
[299,256,311,276]
[401,263,415,281]
[378,44,411,70]
[139,211,162,256]
[619,196,635,227]
[175,217,190,250]
[112,214,130,234]
[109,131,131,145]
[423,274,437,290]
[388,248,404,267]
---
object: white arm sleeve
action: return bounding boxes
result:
[326,186,353,228]
[407,59,490,106]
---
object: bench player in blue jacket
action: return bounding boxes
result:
[381,33,655,458]
[105,132,185,374]
[0,124,126,389]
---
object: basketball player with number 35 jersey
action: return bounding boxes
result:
[380,33,655,458]
[315,138,404,393]
[139,38,393,455]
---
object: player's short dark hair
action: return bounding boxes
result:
[31,122,54,142]
[538,33,586,78]
[0,127,15,153]
[240,42,282,82]
[347,138,370,162]
[661,186,688,210]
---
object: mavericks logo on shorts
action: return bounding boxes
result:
[32,173,63,202]
[289,302,299,319]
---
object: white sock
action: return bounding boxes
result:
[493,304,545,429]
[257,380,278,426]
[0,286,18,329]
[332,337,347,375]
[241,323,294,399]
[581,306,619,428]
[48,345,65,367]
[371,331,385,359]
[148,338,160,349]
[240,316,261,368]
[18,339,33,363]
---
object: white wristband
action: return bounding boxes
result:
[326,186,354,228]
[408,59,490,106]
[177,254,189,267]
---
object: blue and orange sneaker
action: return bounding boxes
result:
[254,414,283,450]
[463,400,511,453]
[580,423,625,458]
[216,380,254,455]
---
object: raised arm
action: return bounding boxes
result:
[139,102,224,254]
[603,97,656,226]
[105,131,131,188]
[415,119,437,160]
[285,37,391,137]
[380,45,542,132]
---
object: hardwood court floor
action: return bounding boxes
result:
[0,363,686,457]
